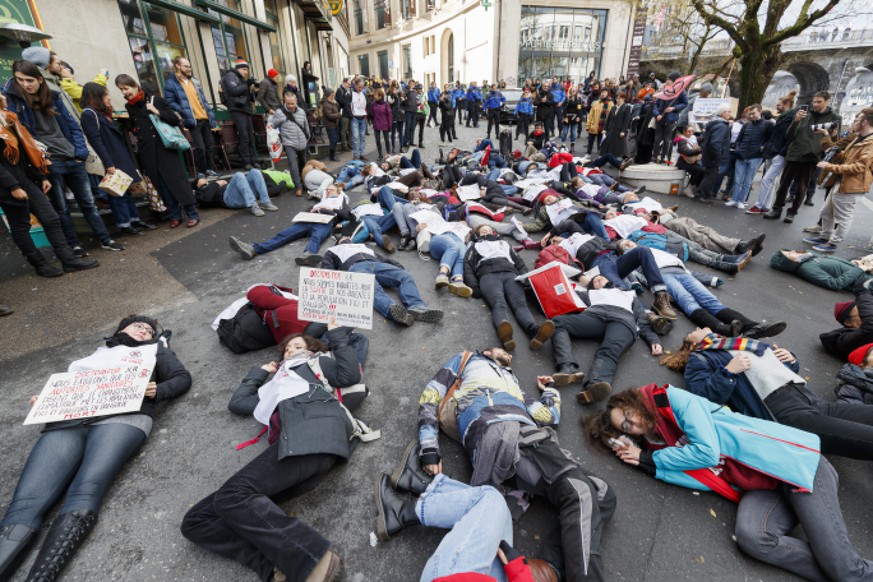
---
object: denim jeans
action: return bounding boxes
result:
[1,423,147,530]
[47,158,111,246]
[553,215,609,240]
[399,148,422,169]
[181,444,336,581]
[337,163,364,189]
[223,170,271,208]
[327,126,339,157]
[735,456,873,581]
[593,247,666,293]
[377,184,408,210]
[560,122,578,143]
[361,214,398,250]
[351,117,367,159]
[750,155,785,210]
[662,270,725,316]
[157,174,199,221]
[391,119,404,150]
[106,191,141,228]
[429,233,466,278]
[417,475,512,582]
[0,184,69,259]
[404,111,418,147]
[253,221,331,255]
[731,157,764,204]
[349,260,427,317]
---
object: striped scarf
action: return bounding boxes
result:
[695,333,768,356]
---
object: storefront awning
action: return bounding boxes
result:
[145,0,220,24]
[293,0,333,31]
[194,0,276,32]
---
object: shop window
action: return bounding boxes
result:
[518,5,608,82]
[117,0,188,94]
[358,54,370,77]
[207,0,251,74]
[375,0,391,29]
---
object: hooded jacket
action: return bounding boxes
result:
[820,280,873,360]
[770,251,870,291]
[785,106,841,163]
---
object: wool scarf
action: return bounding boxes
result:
[696,333,769,356]
[0,110,49,172]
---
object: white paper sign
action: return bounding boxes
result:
[457,184,482,201]
[24,366,152,425]
[545,198,578,226]
[689,97,733,126]
[298,268,376,330]
[293,212,334,224]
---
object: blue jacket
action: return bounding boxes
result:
[427,86,441,103]
[80,108,141,182]
[701,118,730,168]
[484,90,505,110]
[684,348,801,421]
[163,74,215,129]
[551,86,566,106]
[653,91,688,125]
[464,87,480,103]
[2,79,89,161]
[734,118,772,160]
[515,96,534,116]
[627,230,689,262]
[651,386,819,493]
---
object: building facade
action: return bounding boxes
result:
[348,0,637,88]
[0,0,351,112]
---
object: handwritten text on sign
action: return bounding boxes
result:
[298,268,376,330]
[24,367,151,425]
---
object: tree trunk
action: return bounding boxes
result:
[737,46,783,110]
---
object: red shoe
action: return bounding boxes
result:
[745,206,763,215]
[169,219,181,228]
[186,218,200,227]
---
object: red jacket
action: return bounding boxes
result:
[434,556,536,582]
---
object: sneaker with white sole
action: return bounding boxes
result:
[736,202,746,210]
[260,201,279,211]
[228,236,256,260]
[812,243,838,254]
[802,237,828,245]
[724,200,738,207]
[101,239,125,251]
[250,204,265,216]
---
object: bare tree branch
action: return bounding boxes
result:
[764,0,841,45]
[690,0,750,50]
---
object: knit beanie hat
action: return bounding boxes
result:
[235,57,249,69]
[267,68,279,79]
[848,343,873,366]
[116,314,159,335]
[700,82,714,93]
[21,46,51,69]
[834,300,857,324]
[667,71,681,82]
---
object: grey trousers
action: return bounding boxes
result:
[467,214,530,242]
[820,192,862,245]
[663,215,740,255]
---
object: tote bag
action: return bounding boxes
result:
[149,98,190,151]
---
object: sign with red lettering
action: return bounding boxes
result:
[298,267,376,330]
[24,367,151,425]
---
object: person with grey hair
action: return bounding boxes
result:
[270,91,310,197]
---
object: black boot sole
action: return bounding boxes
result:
[375,474,394,542]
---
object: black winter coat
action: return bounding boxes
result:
[763,109,796,159]
[463,235,527,297]
[80,108,141,183]
[0,124,47,207]
[734,118,772,160]
[701,118,730,168]
[221,69,255,114]
[336,85,353,118]
[820,281,873,360]
[603,102,632,157]
[228,326,362,461]
[125,95,196,206]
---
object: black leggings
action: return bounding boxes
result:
[0,180,69,259]
[486,109,501,138]
[374,129,390,157]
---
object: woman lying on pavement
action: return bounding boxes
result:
[524,193,609,240]
[770,249,872,291]
[181,322,367,582]
[464,224,556,351]
[662,326,873,460]
[0,315,191,581]
[586,384,873,582]
[835,343,873,405]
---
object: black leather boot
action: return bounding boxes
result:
[714,308,757,333]
[26,510,98,582]
[551,328,582,386]
[690,309,740,337]
[25,252,63,278]
[375,474,419,541]
[390,440,432,495]
[54,246,100,272]
[0,523,37,581]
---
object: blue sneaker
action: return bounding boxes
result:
[812,243,838,254]
[802,237,828,245]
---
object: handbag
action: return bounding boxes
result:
[149,97,190,151]
[135,176,167,213]
[82,109,106,176]
[98,169,133,197]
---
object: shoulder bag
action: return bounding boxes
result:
[149,97,190,151]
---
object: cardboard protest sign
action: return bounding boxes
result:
[292,212,334,224]
[298,268,376,330]
[689,97,734,126]
[24,366,152,425]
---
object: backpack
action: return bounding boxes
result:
[437,351,474,441]
[216,303,277,354]
[218,84,228,106]
[535,245,583,270]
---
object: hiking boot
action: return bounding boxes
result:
[744,321,787,339]
[448,280,473,298]
[736,251,752,272]
[25,510,97,582]
[553,363,584,387]
[497,320,515,351]
[388,304,414,326]
[295,253,323,267]
[375,474,419,541]
[576,381,612,405]
[763,209,781,220]
[435,273,450,289]
[783,212,796,224]
[529,320,555,351]
[390,440,432,495]
[229,236,256,260]
[646,312,673,336]
[398,235,410,251]
[304,550,341,582]
[652,291,677,320]
[409,307,444,323]
[250,203,265,217]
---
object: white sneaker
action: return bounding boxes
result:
[736,202,746,210]
[250,204,265,217]
[725,200,738,207]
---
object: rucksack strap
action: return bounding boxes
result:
[437,351,474,419]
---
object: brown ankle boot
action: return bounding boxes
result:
[652,291,678,320]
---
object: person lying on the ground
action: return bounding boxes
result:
[625,227,752,275]
[463,224,555,351]
[564,176,641,206]
[547,273,663,404]
[336,159,366,190]
[181,323,370,582]
[770,249,872,291]
[835,343,873,405]
[638,245,785,337]
[227,183,350,265]
[523,193,607,238]
[651,206,766,256]
[400,205,475,298]
[376,460,558,582]
[301,158,334,199]
[320,237,444,326]
[820,279,873,360]
[193,169,279,216]
[458,173,530,213]
[661,326,873,461]
[379,148,437,180]
[585,384,873,582]
[0,315,190,582]
[417,348,616,581]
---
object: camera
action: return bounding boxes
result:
[810,121,837,132]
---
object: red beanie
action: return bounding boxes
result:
[834,300,856,324]
[235,57,249,69]
[848,343,873,366]
[267,68,279,79]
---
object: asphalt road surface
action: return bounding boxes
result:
[1,119,872,582]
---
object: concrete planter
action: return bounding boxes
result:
[620,163,687,196]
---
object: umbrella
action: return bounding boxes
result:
[652,74,695,100]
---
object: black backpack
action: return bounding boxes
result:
[216,303,277,354]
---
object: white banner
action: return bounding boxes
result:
[298,268,376,330]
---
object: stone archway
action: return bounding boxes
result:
[785,61,831,104]
[762,70,800,109]
[440,29,454,85]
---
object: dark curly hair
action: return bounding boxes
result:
[277,333,329,358]
[583,388,656,454]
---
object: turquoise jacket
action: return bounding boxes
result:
[651,387,820,494]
